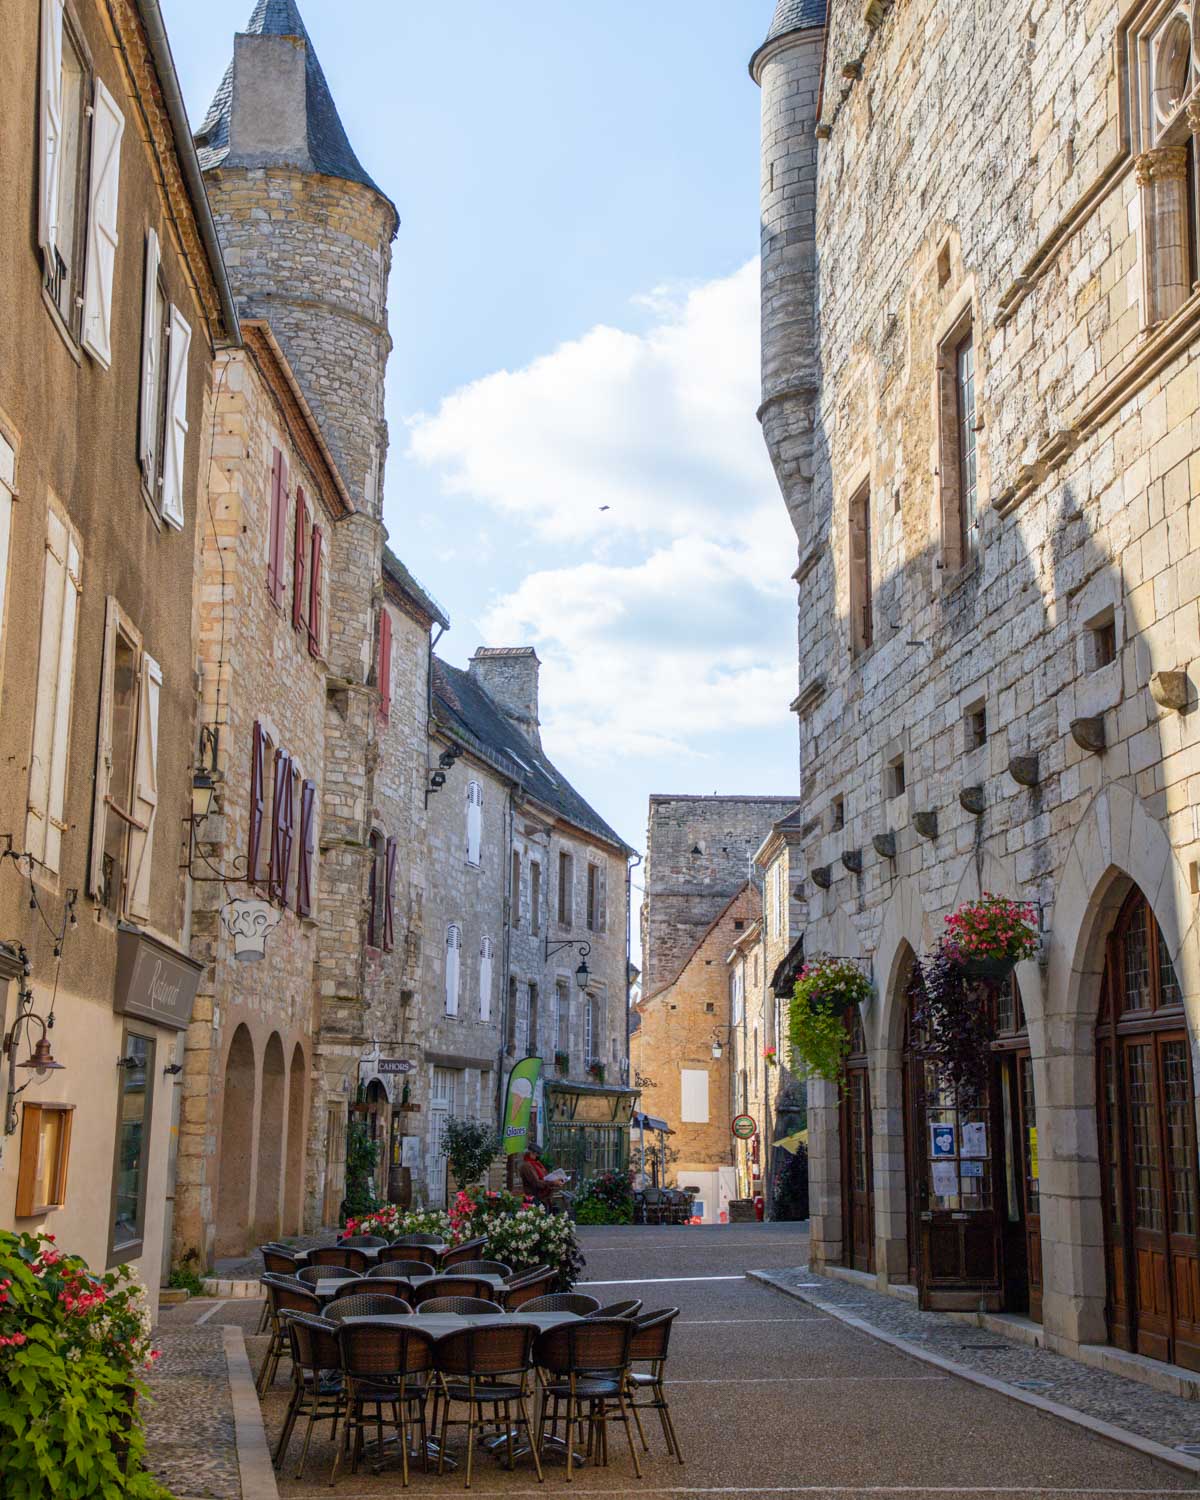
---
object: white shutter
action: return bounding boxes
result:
[38,0,64,263]
[27,512,77,869]
[479,935,493,1021]
[45,530,81,875]
[466,781,482,866]
[125,654,160,921]
[81,78,124,368]
[0,438,15,676]
[160,304,191,529]
[680,1068,710,1124]
[138,230,161,479]
[445,924,461,1016]
[89,598,119,898]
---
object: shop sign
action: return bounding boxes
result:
[731,1114,757,1140]
[115,925,202,1033]
[377,1059,414,1075]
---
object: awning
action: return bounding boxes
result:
[769,935,806,998]
[773,1129,808,1155]
[631,1112,672,1134]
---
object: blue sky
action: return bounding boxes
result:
[162,0,800,874]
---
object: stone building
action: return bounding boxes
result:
[0,0,236,1293]
[755,0,1200,1379]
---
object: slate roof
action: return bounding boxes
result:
[196,0,392,211]
[764,0,827,41]
[382,547,449,630]
[432,658,632,854]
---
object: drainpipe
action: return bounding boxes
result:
[625,851,642,1070]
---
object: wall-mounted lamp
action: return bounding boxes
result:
[17,1016,64,1074]
[545,938,592,991]
[163,1062,184,1077]
[710,1024,734,1061]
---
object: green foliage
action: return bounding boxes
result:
[440,1116,500,1189]
[166,1265,205,1296]
[573,1170,634,1225]
[788,957,872,1083]
[342,1118,381,1223]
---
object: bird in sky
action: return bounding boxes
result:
[599,505,610,511]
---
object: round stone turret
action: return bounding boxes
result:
[197,0,397,519]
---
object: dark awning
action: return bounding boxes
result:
[770,935,806,998]
[631,1112,672,1134]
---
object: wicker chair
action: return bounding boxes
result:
[274,1312,345,1481]
[339,1234,389,1248]
[640,1187,665,1225]
[521,1292,601,1316]
[324,1292,411,1323]
[257,1275,321,1394]
[309,1245,371,1273]
[502,1269,557,1310]
[258,1246,308,1331]
[334,1320,436,1488]
[390,1232,443,1246]
[504,1263,552,1285]
[371,1259,435,1280]
[626,1308,683,1463]
[418,1296,502,1315]
[432,1322,543,1487]
[439,1236,488,1268]
[587,1299,643,1320]
[533,1319,641,1480]
[357,1275,414,1301]
[444,1259,511,1278]
[412,1276,495,1306]
[297,1264,360,1288]
[386,1242,438,1268]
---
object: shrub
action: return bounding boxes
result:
[441,1116,500,1190]
[573,1170,634,1225]
[166,1264,205,1296]
[473,1202,584,1289]
[341,1118,381,1223]
[0,1230,168,1499]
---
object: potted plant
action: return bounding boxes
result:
[787,956,873,1083]
[441,1116,500,1195]
[763,1045,778,1068]
[943,893,1038,983]
[554,1050,570,1076]
[587,1060,606,1084]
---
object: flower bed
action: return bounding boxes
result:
[0,1230,167,1499]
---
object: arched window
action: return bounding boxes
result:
[466,780,483,866]
[479,935,493,1022]
[445,924,462,1016]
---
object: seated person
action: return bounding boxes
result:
[519,1146,556,1205]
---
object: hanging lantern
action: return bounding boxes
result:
[221,897,282,962]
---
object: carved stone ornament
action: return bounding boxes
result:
[1070,715,1107,753]
[959,786,986,816]
[1188,100,1200,137]
[841,849,863,875]
[811,865,833,890]
[872,832,897,860]
[1008,754,1039,787]
[1149,669,1189,712]
[1135,145,1189,186]
[912,811,938,840]
[221,897,284,963]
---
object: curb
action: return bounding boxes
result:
[203,1278,262,1299]
[749,1268,1200,1481]
[221,1324,280,1500]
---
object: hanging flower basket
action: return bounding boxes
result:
[788,956,873,1083]
[942,893,1038,985]
[763,1046,778,1068]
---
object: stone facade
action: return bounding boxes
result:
[755,0,1200,1372]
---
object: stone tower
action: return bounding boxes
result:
[751,2,827,545]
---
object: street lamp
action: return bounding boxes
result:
[711,1025,734,1061]
[545,937,593,991]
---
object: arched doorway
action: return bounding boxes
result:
[283,1043,307,1234]
[254,1033,286,1241]
[215,1025,255,1259]
[840,1007,873,1271]
[1097,886,1200,1371]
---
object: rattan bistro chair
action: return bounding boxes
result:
[273,1311,344,1481]
[258,1275,322,1394]
[372,1259,435,1280]
[339,1234,389,1248]
[412,1276,495,1306]
[333,1320,436,1488]
[357,1275,414,1301]
[258,1246,308,1331]
[586,1299,643,1320]
[433,1322,543,1488]
[439,1236,488,1268]
[445,1259,511,1278]
[522,1293,601,1316]
[504,1263,552,1285]
[393,1232,443,1246]
[387,1242,439,1268]
[533,1319,641,1482]
[309,1245,371,1273]
[297,1264,360,1288]
[418,1296,502,1315]
[502,1269,557,1310]
[324,1292,411,1323]
[626,1308,684,1462]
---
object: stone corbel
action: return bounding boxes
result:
[841,849,863,875]
[872,832,897,860]
[912,811,938,840]
[811,865,833,890]
[1149,669,1189,712]
[959,786,986,816]
[1070,715,1107,753]
[1008,754,1039,787]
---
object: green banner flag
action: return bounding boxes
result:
[502,1055,543,1155]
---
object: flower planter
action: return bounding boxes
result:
[957,953,1018,984]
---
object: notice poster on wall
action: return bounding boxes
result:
[931,1161,959,1198]
[961,1121,988,1159]
[401,1135,421,1169]
[930,1123,956,1159]
[1028,1127,1039,1180]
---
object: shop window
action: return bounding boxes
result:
[109,1033,153,1260]
[16,1101,74,1218]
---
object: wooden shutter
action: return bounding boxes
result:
[292,489,309,632]
[247,721,266,883]
[28,513,80,873]
[126,654,161,921]
[383,835,397,950]
[268,449,289,604]
[138,230,161,483]
[38,0,64,264]
[598,862,607,933]
[160,305,191,529]
[377,608,392,723]
[87,598,119,897]
[296,778,316,917]
[268,749,290,903]
[80,78,124,368]
[277,763,296,908]
[307,525,323,656]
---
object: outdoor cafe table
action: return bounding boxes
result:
[341,1309,581,1335]
[309,1270,509,1301]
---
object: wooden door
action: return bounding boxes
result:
[1160,1034,1200,1370]
[841,1057,874,1272]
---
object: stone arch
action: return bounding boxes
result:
[283,1042,307,1235]
[215,1024,256,1259]
[254,1032,286,1243]
[1154,11,1193,124]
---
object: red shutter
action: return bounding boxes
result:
[268,749,290,903]
[308,525,323,657]
[366,835,378,947]
[297,779,316,918]
[384,835,397,951]
[377,608,393,723]
[248,721,266,883]
[267,449,289,605]
[292,489,309,632]
[278,766,296,908]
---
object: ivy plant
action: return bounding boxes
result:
[788,956,873,1083]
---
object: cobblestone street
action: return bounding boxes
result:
[148,1224,1200,1498]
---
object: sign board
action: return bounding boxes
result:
[115,924,202,1032]
[503,1056,543,1154]
[377,1059,414,1075]
[731,1114,757,1140]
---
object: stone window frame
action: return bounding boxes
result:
[847,480,874,658]
[933,283,985,580]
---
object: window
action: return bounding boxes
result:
[506,976,518,1054]
[137,231,191,528]
[39,5,93,339]
[887,756,906,798]
[731,968,744,1025]
[554,979,569,1056]
[248,722,274,890]
[680,1068,710,1124]
[27,509,81,874]
[530,861,541,935]
[15,1101,74,1218]
[376,605,393,724]
[307,524,325,658]
[296,778,317,918]
[1090,612,1118,671]
[466,781,483,866]
[266,447,289,605]
[382,836,397,951]
[292,488,310,634]
[0,439,13,684]
[937,318,978,573]
[366,831,384,948]
[510,850,521,928]
[445,924,462,1016]
[848,483,873,655]
[831,796,845,831]
[964,701,987,753]
[267,749,295,906]
[479,936,494,1021]
[773,862,784,938]
[109,1033,153,1260]
[586,861,607,933]
[528,983,539,1054]
[89,601,161,919]
[557,850,573,925]
[584,994,600,1063]
[956,335,978,539]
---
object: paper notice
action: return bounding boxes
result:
[931,1161,959,1198]
[961,1121,988,1158]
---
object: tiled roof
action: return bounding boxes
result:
[196,0,392,209]
[432,658,632,854]
[764,0,827,41]
[382,547,449,630]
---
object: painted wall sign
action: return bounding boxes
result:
[114,924,202,1032]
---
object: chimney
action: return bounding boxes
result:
[468,648,541,748]
[227,32,311,169]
